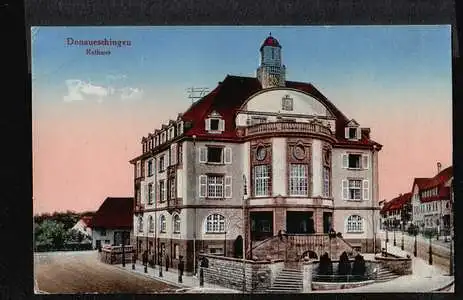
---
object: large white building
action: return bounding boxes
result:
[130,35,383,273]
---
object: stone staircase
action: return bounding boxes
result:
[375,265,400,282]
[267,268,303,293]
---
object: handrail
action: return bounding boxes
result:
[245,121,333,137]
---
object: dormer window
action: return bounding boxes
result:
[177,122,183,135]
[345,120,361,140]
[205,111,225,133]
[168,127,175,140]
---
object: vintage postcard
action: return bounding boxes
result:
[32,25,453,294]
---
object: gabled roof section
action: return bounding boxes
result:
[346,119,360,127]
[411,177,431,192]
[90,197,134,229]
[421,166,453,190]
[381,192,412,213]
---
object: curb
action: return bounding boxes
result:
[114,265,184,289]
[432,280,454,292]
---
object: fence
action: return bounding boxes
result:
[35,243,93,252]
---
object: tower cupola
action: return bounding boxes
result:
[257,33,286,88]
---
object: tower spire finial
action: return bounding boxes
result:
[269,32,272,36]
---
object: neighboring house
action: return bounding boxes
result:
[380,193,412,229]
[129,34,383,273]
[413,164,453,234]
[90,197,134,249]
[71,215,93,238]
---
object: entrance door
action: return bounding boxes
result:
[95,240,101,250]
[234,235,243,258]
[286,211,314,234]
[114,231,122,246]
[323,212,333,233]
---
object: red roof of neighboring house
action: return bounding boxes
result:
[180,75,382,149]
[411,178,431,191]
[90,197,134,229]
[421,166,453,190]
[381,192,412,213]
[80,216,93,227]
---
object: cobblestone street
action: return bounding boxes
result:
[34,251,177,294]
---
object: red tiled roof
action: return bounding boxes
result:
[381,192,412,213]
[90,197,134,229]
[80,216,93,227]
[411,178,431,191]
[421,166,453,190]
[181,75,382,149]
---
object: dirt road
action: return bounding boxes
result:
[34,250,177,294]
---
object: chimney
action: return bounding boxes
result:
[437,162,442,174]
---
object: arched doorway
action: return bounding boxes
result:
[301,250,318,260]
[234,235,243,258]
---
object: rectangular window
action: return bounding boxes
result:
[147,160,153,177]
[136,161,141,178]
[254,165,270,197]
[207,176,224,198]
[323,166,330,197]
[289,164,308,196]
[207,147,223,163]
[147,183,153,204]
[159,180,166,202]
[348,128,357,139]
[100,229,106,236]
[348,179,362,200]
[281,96,293,111]
[210,119,220,131]
[159,155,165,172]
[348,154,361,169]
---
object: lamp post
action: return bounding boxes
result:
[393,219,396,246]
[413,224,418,257]
[401,221,404,251]
[122,232,126,267]
[242,174,247,293]
[428,231,433,265]
[385,223,389,254]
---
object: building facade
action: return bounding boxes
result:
[130,35,383,273]
[411,163,453,235]
[380,193,412,230]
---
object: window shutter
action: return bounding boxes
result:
[199,175,207,198]
[362,154,369,169]
[219,119,225,131]
[205,118,211,131]
[225,176,232,198]
[199,147,207,163]
[224,147,232,164]
[342,154,348,169]
[163,181,167,201]
[345,127,349,139]
[363,180,369,200]
[357,128,361,139]
[342,179,348,200]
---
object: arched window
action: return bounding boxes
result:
[160,215,166,233]
[205,214,225,233]
[346,215,363,233]
[149,215,154,232]
[173,214,181,233]
[138,216,143,233]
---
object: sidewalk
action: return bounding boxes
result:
[377,230,451,251]
[113,263,241,293]
[312,242,454,293]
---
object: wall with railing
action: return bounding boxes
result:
[99,245,134,264]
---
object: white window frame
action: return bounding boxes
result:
[289,164,309,196]
[254,165,270,197]
[205,214,225,233]
[342,179,363,201]
[345,127,361,140]
[205,118,225,133]
[160,215,166,233]
[346,215,363,233]
[159,180,166,202]
[281,95,294,111]
[173,214,181,233]
[207,175,224,199]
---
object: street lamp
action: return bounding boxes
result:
[393,218,396,246]
[413,224,418,257]
[401,221,404,251]
[242,174,247,293]
[428,231,433,265]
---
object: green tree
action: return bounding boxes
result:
[35,219,69,249]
